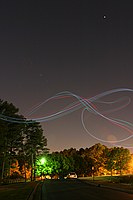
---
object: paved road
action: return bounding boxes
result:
[41,179,133,200]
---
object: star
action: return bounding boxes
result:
[103,15,107,19]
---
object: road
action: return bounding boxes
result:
[41,179,133,200]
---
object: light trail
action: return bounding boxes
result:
[0,88,133,147]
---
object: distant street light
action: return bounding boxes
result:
[39,157,46,180]
[40,157,46,165]
[92,166,94,181]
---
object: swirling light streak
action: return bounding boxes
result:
[80,95,133,141]
[0,88,133,146]
[81,108,133,144]
[95,97,131,114]
[26,91,98,122]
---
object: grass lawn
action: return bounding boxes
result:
[80,175,133,183]
[0,181,37,200]
[79,175,133,191]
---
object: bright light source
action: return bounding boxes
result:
[40,157,46,165]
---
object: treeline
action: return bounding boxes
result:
[37,143,132,178]
[0,99,132,182]
[0,99,48,181]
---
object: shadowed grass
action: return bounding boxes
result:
[79,175,133,191]
[0,181,37,200]
[80,175,133,183]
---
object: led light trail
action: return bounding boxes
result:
[0,88,133,147]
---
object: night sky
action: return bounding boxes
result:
[0,0,133,152]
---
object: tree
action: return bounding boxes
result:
[0,99,48,182]
[72,154,87,176]
[85,143,107,175]
[105,147,131,176]
[105,148,116,176]
[36,152,75,178]
[0,100,24,180]
[114,147,131,175]
[24,122,48,180]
